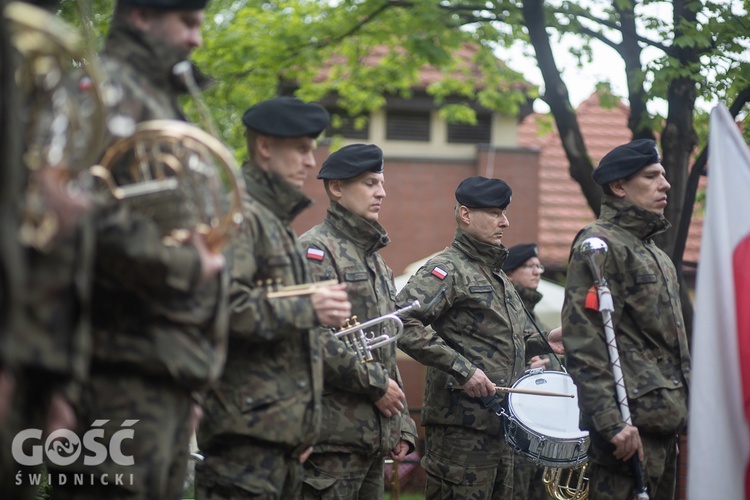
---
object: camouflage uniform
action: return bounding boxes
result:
[49,21,228,500]
[562,195,691,500]
[396,229,554,500]
[298,201,417,499]
[195,163,323,499]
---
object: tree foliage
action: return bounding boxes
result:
[55,0,750,336]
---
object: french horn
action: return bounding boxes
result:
[5,1,108,250]
[91,119,244,253]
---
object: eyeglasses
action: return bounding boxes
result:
[521,263,545,273]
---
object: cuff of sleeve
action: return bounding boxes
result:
[164,246,201,291]
[592,408,626,441]
[367,364,390,401]
[449,355,476,385]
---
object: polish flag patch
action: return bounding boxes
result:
[306,247,325,261]
[431,266,448,280]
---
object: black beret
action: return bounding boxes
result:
[455,176,512,209]
[593,139,661,186]
[117,0,209,8]
[502,243,539,272]
[317,144,384,180]
[241,97,330,138]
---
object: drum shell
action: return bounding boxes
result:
[503,371,590,469]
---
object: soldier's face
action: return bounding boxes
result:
[611,163,671,215]
[463,207,509,247]
[259,136,317,190]
[506,257,542,290]
[332,172,386,223]
[136,9,205,58]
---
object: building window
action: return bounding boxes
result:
[447,114,492,144]
[327,109,369,139]
[386,110,430,141]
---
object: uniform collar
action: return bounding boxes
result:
[600,195,671,241]
[241,161,312,224]
[324,201,390,254]
[451,228,509,270]
[514,285,543,310]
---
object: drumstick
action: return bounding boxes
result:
[494,386,574,398]
[266,279,339,298]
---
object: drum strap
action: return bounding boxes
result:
[478,395,505,417]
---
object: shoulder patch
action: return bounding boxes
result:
[431,266,448,280]
[306,247,325,261]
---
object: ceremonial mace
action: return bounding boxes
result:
[580,237,649,500]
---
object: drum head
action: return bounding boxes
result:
[507,371,588,440]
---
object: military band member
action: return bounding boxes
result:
[299,144,417,498]
[563,139,690,500]
[503,242,559,500]
[1,1,98,497]
[50,1,228,498]
[396,176,563,499]
[195,97,352,499]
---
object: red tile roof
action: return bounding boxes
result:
[518,92,704,270]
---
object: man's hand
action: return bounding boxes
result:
[610,424,644,462]
[299,446,314,464]
[547,327,564,355]
[46,392,77,435]
[461,367,495,398]
[389,440,410,461]
[192,232,226,283]
[311,283,351,327]
[529,356,549,370]
[374,379,405,417]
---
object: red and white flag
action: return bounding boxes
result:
[688,104,750,500]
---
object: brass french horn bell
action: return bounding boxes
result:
[91,120,245,253]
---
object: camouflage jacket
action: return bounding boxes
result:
[198,163,323,454]
[89,22,227,389]
[514,285,562,370]
[299,201,417,457]
[562,196,691,441]
[396,229,552,435]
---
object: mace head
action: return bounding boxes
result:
[580,237,609,283]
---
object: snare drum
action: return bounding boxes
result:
[503,371,589,468]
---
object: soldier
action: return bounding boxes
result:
[396,176,563,499]
[562,139,690,500]
[49,0,228,498]
[503,242,560,500]
[298,144,417,498]
[0,0,21,430]
[1,1,99,497]
[195,97,352,499]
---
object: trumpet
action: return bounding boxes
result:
[334,301,420,363]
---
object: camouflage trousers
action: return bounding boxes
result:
[0,367,54,500]
[422,425,514,500]
[587,431,678,500]
[195,437,303,499]
[511,452,548,500]
[301,451,384,500]
[49,369,193,500]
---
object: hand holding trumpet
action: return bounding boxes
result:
[310,282,351,328]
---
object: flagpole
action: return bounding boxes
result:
[581,237,649,500]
